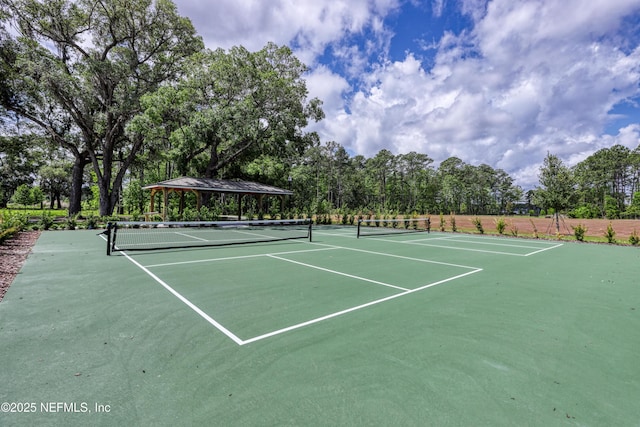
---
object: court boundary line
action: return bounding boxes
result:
[369,236,563,257]
[267,254,410,292]
[411,237,551,250]
[314,229,563,257]
[121,251,245,345]
[310,242,481,270]
[143,247,338,268]
[241,267,482,345]
[119,242,483,346]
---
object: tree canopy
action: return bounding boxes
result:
[1,0,639,222]
[0,0,203,215]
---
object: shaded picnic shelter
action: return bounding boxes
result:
[142,177,293,221]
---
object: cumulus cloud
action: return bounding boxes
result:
[175,0,400,67]
[174,0,640,188]
[315,0,640,187]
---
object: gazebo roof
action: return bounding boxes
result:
[142,177,293,196]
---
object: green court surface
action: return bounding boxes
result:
[1,226,639,426]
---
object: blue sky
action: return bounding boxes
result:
[173,0,640,188]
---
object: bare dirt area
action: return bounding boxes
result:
[439,215,640,240]
[0,230,41,302]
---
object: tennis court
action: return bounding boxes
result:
[1,223,639,426]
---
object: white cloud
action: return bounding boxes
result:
[320,0,640,187]
[175,0,400,66]
[174,0,640,189]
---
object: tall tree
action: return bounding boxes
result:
[366,149,395,211]
[535,153,575,233]
[0,0,203,215]
[135,43,324,182]
[396,152,434,213]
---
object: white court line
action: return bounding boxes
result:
[266,254,410,292]
[241,268,482,345]
[120,251,245,346]
[175,231,208,242]
[116,240,482,346]
[310,242,480,270]
[403,240,529,256]
[524,243,564,256]
[425,238,550,250]
[143,247,339,268]
[368,236,554,257]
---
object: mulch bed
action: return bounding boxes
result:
[0,230,41,302]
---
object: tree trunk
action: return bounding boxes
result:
[69,152,90,216]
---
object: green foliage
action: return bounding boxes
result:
[439,213,446,232]
[0,210,28,232]
[624,192,640,219]
[495,217,507,234]
[604,196,620,220]
[535,153,575,233]
[3,0,640,225]
[2,0,203,216]
[0,226,20,244]
[604,222,616,244]
[629,229,639,246]
[83,213,99,229]
[450,215,457,232]
[569,205,599,219]
[572,223,587,242]
[39,211,54,230]
[66,215,78,230]
[124,180,145,215]
[0,135,46,208]
[11,184,33,207]
[31,187,44,207]
[472,217,484,234]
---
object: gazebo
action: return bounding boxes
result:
[142,177,293,221]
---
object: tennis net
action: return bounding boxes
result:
[357,218,431,238]
[106,219,312,255]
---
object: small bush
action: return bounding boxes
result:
[130,210,142,222]
[629,229,639,246]
[66,215,78,230]
[572,223,587,242]
[39,211,54,230]
[0,226,20,244]
[495,217,507,234]
[439,213,446,232]
[472,217,484,234]
[510,224,519,237]
[604,222,616,244]
[450,215,457,232]
[85,213,99,229]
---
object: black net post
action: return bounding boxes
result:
[106,222,112,256]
